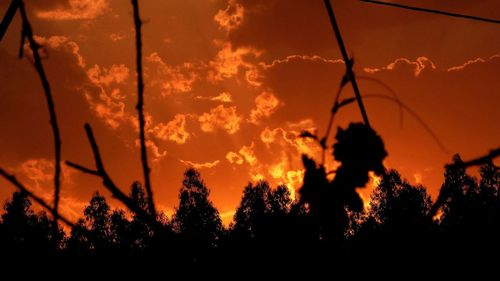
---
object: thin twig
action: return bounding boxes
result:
[131,0,156,217]
[0,168,75,228]
[67,123,161,230]
[335,94,449,154]
[357,76,404,128]
[361,0,500,25]
[324,0,371,127]
[18,1,62,224]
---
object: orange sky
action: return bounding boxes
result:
[1,0,499,225]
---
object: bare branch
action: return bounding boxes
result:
[18,0,63,224]
[68,123,161,230]
[429,148,500,218]
[131,0,156,217]
[65,161,99,176]
[0,168,76,228]
[0,0,20,41]
[324,0,371,127]
[446,148,500,169]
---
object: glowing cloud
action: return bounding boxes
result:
[260,54,344,69]
[198,105,242,134]
[85,88,128,129]
[147,52,198,96]
[249,91,281,124]
[34,35,86,68]
[363,57,436,77]
[195,92,233,103]
[180,160,221,169]
[239,142,257,166]
[226,152,244,165]
[447,55,500,72]
[209,41,261,81]
[214,0,244,33]
[135,139,167,163]
[84,63,132,130]
[87,64,130,85]
[150,114,190,144]
[36,0,110,20]
[18,158,74,190]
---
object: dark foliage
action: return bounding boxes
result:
[0,159,498,268]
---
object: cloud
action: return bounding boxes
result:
[87,64,130,85]
[17,158,73,194]
[214,0,245,33]
[268,161,303,200]
[29,36,134,131]
[146,52,198,96]
[260,55,344,69]
[198,105,242,134]
[244,54,344,89]
[135,139,167,163]
[228,119,323,199]
[11,158,87,221]
[36,0,110,20]
[208,41,261,81]
[150,114,190,144]
[237,142,265,181]
[238,142,257,166]
[180,160,220,169]
[19,159,55,188]
[34,35,86,68]
[84,64,132,130]
[195,92,233,103]
[84,88,128,129]
[363,57,436,77]
[249,91,280,124]
[225,152,244,165]
[260,119,319,156]
[447,55,500,72]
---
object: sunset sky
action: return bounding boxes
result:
[1,0,499,225]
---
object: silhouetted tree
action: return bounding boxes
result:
[0,191,62,256]
[66,219,91,256]
[110,209,132,255]
[233,181,271,240]
[439,155,481,232]
[67,191,114,255]
[128,181,154,253]
[370,170,432,230]
[173,168,222,252]
[434,154,500,256]
[352,170,433,256]
[232,181,291,241]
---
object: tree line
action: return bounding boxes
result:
[0,154,498,264]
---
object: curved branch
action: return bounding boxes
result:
[336,94,449,154]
